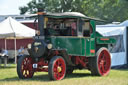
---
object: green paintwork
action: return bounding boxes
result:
[90,20,95,38]
[85,38,95,56]
[90,38,95,56]
[85,38,90,56]
[95,32,103,37]
[46,36,96,57]
[46,36,85,56]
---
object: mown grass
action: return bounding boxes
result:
[0,64,128,85]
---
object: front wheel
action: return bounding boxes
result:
[48,56,66,80]
[17,55,34,79]
[89,47,111,76]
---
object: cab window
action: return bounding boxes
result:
[82,21,93,37]
[44,17,77,36]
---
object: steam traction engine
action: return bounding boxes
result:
[17,11,116,80]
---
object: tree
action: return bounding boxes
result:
[19,0,128,23]
[19,0,84,13]
[19,6,28,14]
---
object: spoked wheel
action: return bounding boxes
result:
[17,55,34,79]
[89,47,111,76]
[48,56,66,80]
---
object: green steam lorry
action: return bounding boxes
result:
[17,11,115,80]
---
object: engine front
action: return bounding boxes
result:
[27,9,48,58]
[28,39,48,58]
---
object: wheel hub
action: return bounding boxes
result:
[100,60,104,65]
[57,66,62,73]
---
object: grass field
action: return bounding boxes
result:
[0,64,128,85]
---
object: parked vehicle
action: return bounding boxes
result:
[17,10,116,80]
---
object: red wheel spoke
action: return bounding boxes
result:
[59,72,63,77]
[58,72,61,78]
[24,70,27,75]
[101,54,104,60]
[54,68,57,72]
[58,60,61,66]
[54,73,58,80]
[101,64,105,73]
[21,67,25,71]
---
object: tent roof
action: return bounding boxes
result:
[96,25,126,36]
[0,17,35,38]
[96,20,128,36]
[97,20,128,27]
[119,20,128,26]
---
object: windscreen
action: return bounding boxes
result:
[44,17,77,36]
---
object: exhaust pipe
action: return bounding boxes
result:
[38,8,45,36]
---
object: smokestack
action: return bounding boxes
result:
[38,8,44,36]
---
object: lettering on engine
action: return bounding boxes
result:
[34,42,41,46]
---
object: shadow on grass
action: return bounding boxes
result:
[0,66,16,69]
[0,74,50,82]
[111,65,128,71]
[66,72,92,79]
[112,69,128,72]
[0,72,92,82]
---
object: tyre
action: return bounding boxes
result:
[48,56,66,80]
[88,47,111,76]
[17,55,34,79]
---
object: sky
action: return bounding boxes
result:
[0,0,32,15]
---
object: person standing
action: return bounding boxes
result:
[0,48,8,67]
[17,46,25,61]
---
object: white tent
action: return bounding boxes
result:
[96,22,128,67]
[120,20,128,26]
[0,17,35,38]
[0,17,35,63]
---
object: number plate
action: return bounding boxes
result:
[33,64,38,68]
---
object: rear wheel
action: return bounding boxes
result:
[89,47,111,76]
[17,55,34,79]
[48,56,66,80]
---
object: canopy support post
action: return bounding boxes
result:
[4,39,7,50]
[14,38,17,64]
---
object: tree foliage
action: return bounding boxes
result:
[19,0,128,23]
